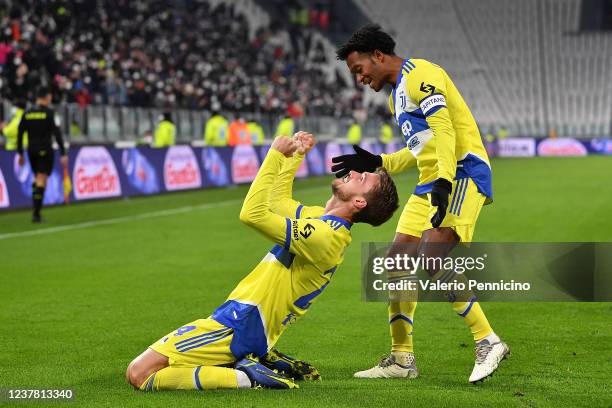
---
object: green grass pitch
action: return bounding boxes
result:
[1,156,611,407]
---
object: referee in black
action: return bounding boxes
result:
[17,87,68,223]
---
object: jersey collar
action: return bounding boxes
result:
[319,215,352,231]
[394,58,412,90]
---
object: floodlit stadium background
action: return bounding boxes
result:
[1,1,611,407]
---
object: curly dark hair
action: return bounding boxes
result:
[336,24,396,61]
[353,167,399,227]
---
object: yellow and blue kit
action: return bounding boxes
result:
[381,59,495,351]
[150,149,352,366]
[382,58,492,241]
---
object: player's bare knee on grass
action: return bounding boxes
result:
[126,349,169,389]
[126,362,142,388]
[126,360,150,389]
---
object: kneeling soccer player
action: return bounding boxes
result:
[126,132,399,390]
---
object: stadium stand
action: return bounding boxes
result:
[355,0,612,137]
[0,0,354,116]
[1,0,611,140]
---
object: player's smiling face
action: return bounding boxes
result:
[346,51,385,92]
[331,170,381,202]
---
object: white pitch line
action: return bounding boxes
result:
[0,185,326,241]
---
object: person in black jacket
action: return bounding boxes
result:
[17,87,68,223]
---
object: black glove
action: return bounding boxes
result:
[331,145,382,178]
[430,178,453,228]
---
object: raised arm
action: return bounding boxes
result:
[239,136,327,263]
[239,138,293,229]
[269,131,324,219]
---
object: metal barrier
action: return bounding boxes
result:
[2,100,610,142]
[1,100,372,143]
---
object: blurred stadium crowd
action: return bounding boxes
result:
[2,0,610,142]
[0,0,363,117]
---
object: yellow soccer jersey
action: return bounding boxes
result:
[211,150,352,358]
[382,58,492,202]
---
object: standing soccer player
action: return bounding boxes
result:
[17,87,67,223]
[334,24,509,383]
[126,132,400,391]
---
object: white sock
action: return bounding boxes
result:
[235,370,251,388]
[480,332,501,344]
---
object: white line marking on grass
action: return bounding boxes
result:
[0,186,326,240]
